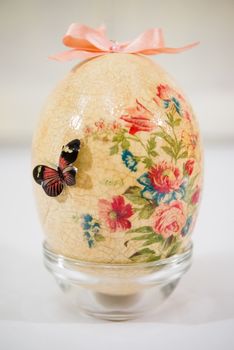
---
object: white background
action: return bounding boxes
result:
[0,0,234,348]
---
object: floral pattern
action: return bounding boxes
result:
[191,186,200,205]
[148,161,182,193]
[153,201,186,239]
[121,150,138,172]
[75,83,201,260]
[154,84,191,120]
[184,159,195,176]
[99,196,133,232]
[120,99,155,135]
[137,170,186,206]
[73,213,105,248]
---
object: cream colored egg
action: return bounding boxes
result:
[32,53,203,264]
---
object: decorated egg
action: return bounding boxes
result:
[32,37,202,265]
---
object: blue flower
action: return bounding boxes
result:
[137,173,187,205]
[121,150,137,172]
[84,231,91,239]
[82,222,91,230]
[83,214,93,222]
[163,97,182,116]
[181,216,193,236]
[81,215,102,248]
[171,97,181,115]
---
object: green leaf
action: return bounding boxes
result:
[173,118,182,126]
[166,113,175,127]
[137,247,155,254]
[168,103,177,117]
[177,150,188,159]
[130,247,154,256]
[142,235,163,246]
[129,248,161,262]
[146,255,161,262]
[127,226,155,234]
[142,157,153,169]
[124,186,149,206]
[149,150,158,157]
[110,144,119,155]
[156,132,175,147]
[138,203,155,219]
[131,233,156,241]
[124,232,162,248]
[166,240,182,257]
[134,156,143,162]
[147,137,156,150]
[163,235,177,249]
[162,146,175,159]
[94,233,105,242]
[121,138,130,150]
[174,139,183,153]
[112,132,124,142]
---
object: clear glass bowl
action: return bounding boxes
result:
[43,241,193,321]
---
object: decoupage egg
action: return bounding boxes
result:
[32,53,203,264]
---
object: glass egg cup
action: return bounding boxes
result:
[43,240,193,321]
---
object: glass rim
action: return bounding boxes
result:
[43,240,193,270]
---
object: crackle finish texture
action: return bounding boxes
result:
[32,53,203,264]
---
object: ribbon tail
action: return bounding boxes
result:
[49,49,107,62]
[137,41,200,55]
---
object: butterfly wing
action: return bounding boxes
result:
[32,139,80,197]
[63,166,77,186]
[59,139,80,187]
[59,139,81,170]
[33,165,63,197]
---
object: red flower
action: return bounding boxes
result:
[99,196,133,232]
[148,161,182,193]
[184,159,195,176]
[191,187,200,205]
[120,100,155,135]
[95,119,105,130]
[153,201,186,238]
[156,84,176,100]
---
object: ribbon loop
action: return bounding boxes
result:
[50,24,199,62]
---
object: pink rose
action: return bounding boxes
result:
[148,161,182,193]
[153,201,186,238]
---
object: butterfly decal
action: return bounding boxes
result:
[33,139,81,197]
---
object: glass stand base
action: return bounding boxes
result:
[43,242,193,321]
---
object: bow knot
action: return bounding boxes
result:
[50,23,199,62]
[109,41,121,52]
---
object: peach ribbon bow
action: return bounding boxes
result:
[50,23,199,62]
